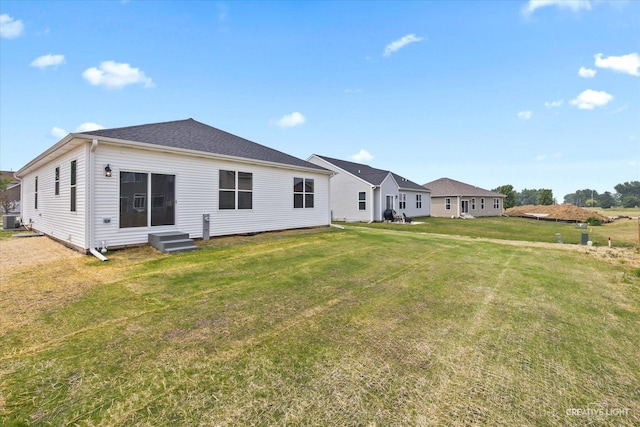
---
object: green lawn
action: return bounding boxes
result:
[348,214,639,248]
[1,227,639,426]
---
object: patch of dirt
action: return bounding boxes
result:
[504,204,611,223]
[0,235,157,335]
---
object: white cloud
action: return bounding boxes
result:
[522,0,591,16]
[383,34,424,57]
[570,89,613,110]
[82,61,154,89]
[272,112,306,128]
[30,54,65,69]
[344,88,362,94]
[51,127,67,138]
[544,99,563,108]
[351,149,374,163]
[0,13,24,38]
[578,66,596,78]
[75,122,105,132]
[517,110,533,120]
[51,122,105,138]
[594,53,640,76]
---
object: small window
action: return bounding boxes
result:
[70,160,77,212]
[399,193,406,209]
[34,176,38,209]
[219,170,252,210]
[416,194,422,209]
[445,198,451,210]
[55,167,60,196]
[358,192,366,210]
[494,198,500,209]
[471,198,476,210]
[481,198,485,209]
[294,177,314,208]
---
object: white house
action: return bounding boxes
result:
[307,155,431,222]
[16,119,331,254]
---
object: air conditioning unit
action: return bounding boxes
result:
[2,215,17,230]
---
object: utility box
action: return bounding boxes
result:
[203,214,210,241]
[2,215,17,230]
[581,233,589,245]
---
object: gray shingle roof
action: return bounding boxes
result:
[422,177,504,197]
[314,155,427,191]
[82,118,327,171]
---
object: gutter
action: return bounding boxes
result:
[89,139,107,261]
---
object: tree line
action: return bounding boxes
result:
[492,181,640,209]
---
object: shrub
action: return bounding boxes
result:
[585,216,603,226]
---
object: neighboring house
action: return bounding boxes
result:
[307,155,431,222]
[15,118,331,253]
[0,170,21,214]
[423,177,504,217]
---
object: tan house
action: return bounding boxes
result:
[423,177,504,217]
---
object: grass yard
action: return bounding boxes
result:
[1,226,639,426]
[350,213,640,248]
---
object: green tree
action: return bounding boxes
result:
[615,181,640,202]
[517,188,539,206]
[621,194,640,208]
[537,189,554,206]
[597,191,616,208]
[493,184,516,209]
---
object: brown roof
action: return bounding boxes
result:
[422,177,504,198]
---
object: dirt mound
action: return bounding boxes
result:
[504,204,611,223]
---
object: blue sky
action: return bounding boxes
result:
[1,0,638,200]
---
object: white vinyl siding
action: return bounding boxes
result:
[19,144,88,248]
[92,144,329,248]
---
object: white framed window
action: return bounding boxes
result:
[416,194,422,209]
[220,170,253,210]
[55,167,60,196]
[481,198,485,209]
[445,198,451,210]
[70,160,77,212]
[399,193,406,209]
[358,192,366,210]
[34,176,38,209]
[471,198,476,210]
[493,198,500,209]
[294,177,314,208]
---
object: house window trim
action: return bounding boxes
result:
[494,198,500,209]
[399,193,406,210]
[445,197,451,210]
[55,167,60,196]
[481,198,485,210]
[294,177,314,209]
[219,169,253,210]
[70,160,77,212]
[471,198,476,210]
[416,194,422,209]
[34,176,38,210]
[358,191,366,211]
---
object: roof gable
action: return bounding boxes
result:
[313,155,426,191]
[82,118,326,171]
[423,177,504,198]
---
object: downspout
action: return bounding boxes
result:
[457,195,461,218]
[89,139,108,261]
[369,186,375,223]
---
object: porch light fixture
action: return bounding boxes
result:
[104,164,112,177]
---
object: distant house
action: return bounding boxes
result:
[0,170,20,214]
[307,155,431,222]
[423,177,504,217]
[15,119,331,253]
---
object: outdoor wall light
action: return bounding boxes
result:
[104,164,112,177]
